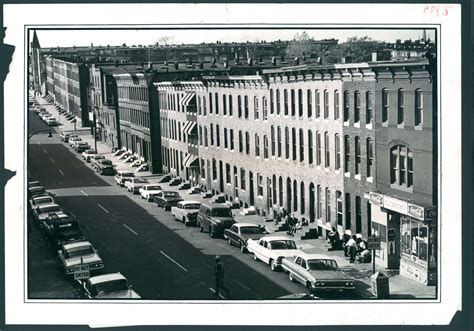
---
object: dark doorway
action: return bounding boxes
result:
[309,183,315,222]
[249,171,255,206]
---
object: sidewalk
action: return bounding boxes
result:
[37,95,437,300]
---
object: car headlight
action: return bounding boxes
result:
[315,282,325,286]
[66,267,74,273]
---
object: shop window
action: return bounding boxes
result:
[415,89,423,127]
[401,217,429,265]
[372,223,387,242]
[390,145,413,188]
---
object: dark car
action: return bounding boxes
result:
[223,223,268,252]
[154,191,183,211]
[42,214,86,248]
[197,203,236,238]
[28,186,46,199]
[95,159,116,175]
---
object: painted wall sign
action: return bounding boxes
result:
[408,204,424,220]
[383,196,408,215]
[369,193,384,206]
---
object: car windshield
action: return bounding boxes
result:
[122,173,134,177]
[94,155,105,159]
[211,208,232,217]
[307,259,339,271]
[30,187,45,194]
[66,245,94,258]
[91,279,128,296]
[136,179,148,183]
[184,203,200,209]
[34,197,53,205]
[147,186,161,191]
[269,240,297,250]
[101,160,113,166]
[39,205,61,213]
[54,221,80,233]
[240,226,262,234]
[164,192,179,198]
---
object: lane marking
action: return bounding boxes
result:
[160,251,188,272]
[50,158,55,164]
[69,212,76,218]
[58,169,64,176]
[80,190,88,196]
[209,288,226,299]
[123,224,138,236]
[233,279,250,291]
[37,142,41,146]
[43,149,48,154]
[98,204,110,214]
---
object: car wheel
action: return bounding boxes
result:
[289,273,295,282]
[270,259,278,271]
[253,253,258,261]
[209,226,215,238]
[240,243,246,253]
[228,238,232,246]
[306,281,313,290]
[183,217,188,225]
[199,225,203,232]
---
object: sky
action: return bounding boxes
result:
[33,29,436,48]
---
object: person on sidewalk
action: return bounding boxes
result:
[214,255,230,298]
[346,235,358,263]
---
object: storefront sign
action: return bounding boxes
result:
[88,112,94,121]
[383,196,408,215]
[424,207,437,220]
[408,204,424,220]
[368,236,381,250]
[387,228,396,241]
[369,193,383,206]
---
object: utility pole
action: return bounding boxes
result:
[93,113,98,151]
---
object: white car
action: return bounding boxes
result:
[246,236,302,271]
[73,141,90,152]
[82,149,97,161]
[57,241,104,276]
[80,273,141,299]
[139,184,163,201]
[114,170,135,186]
[29,195,55,210]
[69,137,82,146]
[41,113,52,121]
[124,177,149,194]
[171,200,201,226]
[45,117,58,126]
[32,203,63,223]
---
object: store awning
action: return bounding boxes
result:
[180,93,195,107]
[183,121,197,135]
[183,154,199,168]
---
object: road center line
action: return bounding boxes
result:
[160,251,188,272]
[58,169,64,176]
[208,288,226,299]
[123,224,138,236]
[97,204,110,214]
[233,279,250,290]
[43,149,48,154]
[80,190,88,196]
[69,212,76,218]
[50,158,55,164]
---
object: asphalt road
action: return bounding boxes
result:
[28,107,363,300]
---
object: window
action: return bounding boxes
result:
[203,95,207,116]
[323,89,329,119]
[366,138,374,178]
[316,185,322,219]
[201,159,206,178]
[292,128,297,161]
[345,193,351,230]
[270,89,274,114]
[382,89,389,123]
[366,91,373,124]
[367,202,372,235]
[230,129,234,150]
[276,89,281,115]
[300,182,305,214]
[204,127,208,147]
[343,90,349,122]
[229,95,233,117]
[262,96,268,120]
[336,191,343,226]
[284,89,289,116]
[290,89,296,116]
[308,130,313,164]
[279,177,283,207]
[334,90,340,120]
[209,92,213,114]
[298,89,303,117]
[264,135,269,159]
[335,134,341,170]
[325,188,331,223]
[355,136,361,175]
[215,93,219,115]
[324,132,330,168]
[271,126,275,156]
[215,124,220,147]
[254,96,259,120]
[401,217,430,264]
[316,131,322,166]
[299,129,304,162]
[355,196,362,233]
[293,180,298,211]
[315,90,320,118]
[226,163,231,184]
[397,88,405,125]
[210,124,214,146]
[199,126,203,145]
[238,130,243,152]
[415,89,423,126]
[277,126,282,157]
[240,169,246,190]
[255,134,260,157]
[257,174,264,196]
[238,95,242,118]
[224,128,228,149]
[212,158,217,180]
[244,95,249,119]
[307,89,312,117]
[285,127,290,159]
[354,91,360,123]
[245,132,250,154]
[391,145,413,188]
[223,94,227,115]
[344,135,350,173]
[234,167,239,195]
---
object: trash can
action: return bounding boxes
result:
[370,271,390,299]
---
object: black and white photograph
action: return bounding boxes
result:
[3,3,463,326]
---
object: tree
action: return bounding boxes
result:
[325,36,386,63]
[155,36,176,46]
[285,31,319,58]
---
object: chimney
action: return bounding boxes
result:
[211,57,217,67]
[271,57,277,66]
[199,62,204,69]
[341,57,346,64]
[280,55,285,62]
[258,55,263,63]
[372,52,378,62]
[174,62,179,70]
[294,57,300,65]
[148,61,153,69]
[224,60,229,68]
[114,60,119,67]
[247,58,253,66]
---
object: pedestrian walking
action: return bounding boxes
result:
[214,255,230,298]
[346,235,358,263]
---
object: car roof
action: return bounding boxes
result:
[63,240,92,250]
[179,200,200,204]
[117,170,133,175]
[296,253,335,261]
[201,203,230,209]
[261,236,294,242]
[88,273,126,285]
[234,223,260,228]
[29,186,44,191]
[32,195,53,201]
[38,203,60,209]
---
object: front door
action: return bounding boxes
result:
[249,171,255,206]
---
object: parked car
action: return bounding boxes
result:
[95,159,116,175]
[68,137,82,146]
[223,223,268,252]
[114,170,135,186]
[59,132,71,142]
[246,236,301,271]
[124,177,149,194]
[28,186,46,199]
[29,195,55,211]
[41,113,52,121]
[158,175,172,183]
[196,203,235,238]
[154,191,183,211]
[79,273,141,299]
[45,117,58,126]
[82,149,97,162]
[171,200,201,226]
[73,141,91,153]
[28,180,40,188]
[281,253,355,292]
[32,203,63,223]
[139,184,162,201]
[42,215,86,248]
[57,241,104,277]
[89,154,105,165]
[169,178,182,186]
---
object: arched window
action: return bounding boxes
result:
[391,145,413,187]
[254,96,259,120]
[382,88,389,123]
[354,91,360,123]
[366,91,373,124]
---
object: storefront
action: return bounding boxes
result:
[365,191,437,286]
